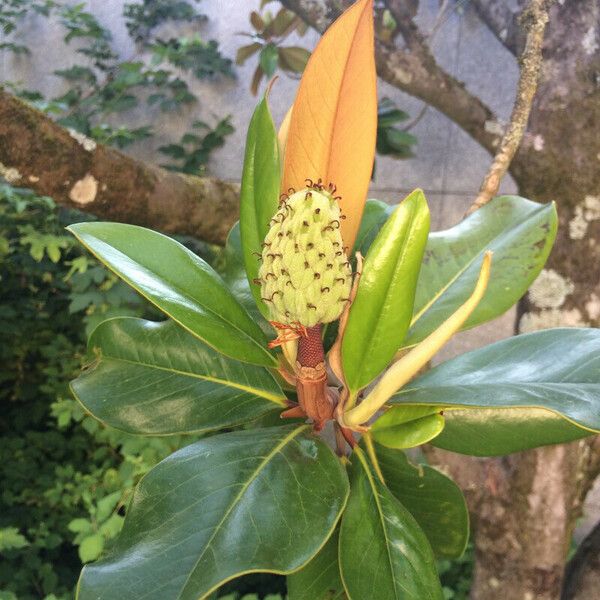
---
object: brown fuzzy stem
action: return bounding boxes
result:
[295,324,333,430]
[297,325,325,367]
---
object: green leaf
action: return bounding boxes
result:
[405,196,557,347]
[352,199,393,256]
[259,44,280,77]
[71,318,284,435]
[434,407,590,457]
[218,223,273,337]
[68,222,275,367]
[79,534,104,563]
[392,328,600,455]
[0,527,29,551]
[371,406,445,449]
[287,529,346,600]
[376,444,469,559]
[342,190,430,392]
[339,449,443,600]
[77,426,349,600]
[239,93,280,317]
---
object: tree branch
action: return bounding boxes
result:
[466,0,553,215]
[0,88,239,245]
[280,0,503,157]
[471,0,528,56]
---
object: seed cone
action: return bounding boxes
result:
[258,186,352,328]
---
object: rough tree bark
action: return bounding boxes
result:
[0,87,239,245]
[463,2,600,598]
[279,1,600,598]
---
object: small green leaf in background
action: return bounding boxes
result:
[78,533,104,563]
[287,529,345,600]
[239,92,281,317]
[393,328,600,455]
[405,196,557,347]
[342,189,430,393]
[71,318,285,435]
[376,444,469,559]
[376,97,416,160]
[259,43,279,77]
[339,448,443,600]
[68,222,276,367]
[0,527,29,551]
[371,406,445,449]
[77,426,349,600]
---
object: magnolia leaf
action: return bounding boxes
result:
[434,407,591,456]
[376,444,469,559]
[71,318,285,435]
[287,529,346,600]
[392,328,600,455]
[342,190,430,392]
[371,406,445,449]
[68,222,275,367]
[339,449,443,600]
[352,199,394,256]
[218,222,273,336]
[77,426,349,600]
[239,92,280,317]
[404,196,557,347]
[282,0,377,250]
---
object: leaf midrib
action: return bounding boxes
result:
[177,425,308,598]
[96,352,285,405]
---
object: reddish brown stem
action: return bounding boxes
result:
[295,325,333,431]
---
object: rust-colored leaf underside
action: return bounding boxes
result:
[282,0,377,250]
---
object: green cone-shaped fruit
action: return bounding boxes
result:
[258,187,352,328]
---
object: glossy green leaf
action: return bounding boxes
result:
[239,92,280,317]
[376,444,469,559]
[404,196,557,347]
[339,449,443,600]
[71,318,285,435]
[77,426,349,600]
[351,199,393,256]
[287,529,346,600]
[343,190,430,392]
[68,222,275,366]
[371,406,445,449]
[392,328,600,455]
[218,222,273,337]
[433,407,590,456]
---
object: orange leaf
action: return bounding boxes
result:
[281,0,377,250]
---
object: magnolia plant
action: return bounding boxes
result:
[68,1,600,598]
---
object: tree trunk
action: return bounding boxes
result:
[0,87,240,245]
[465,2,600,598]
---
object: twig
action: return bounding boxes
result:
[466,0,555,216]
